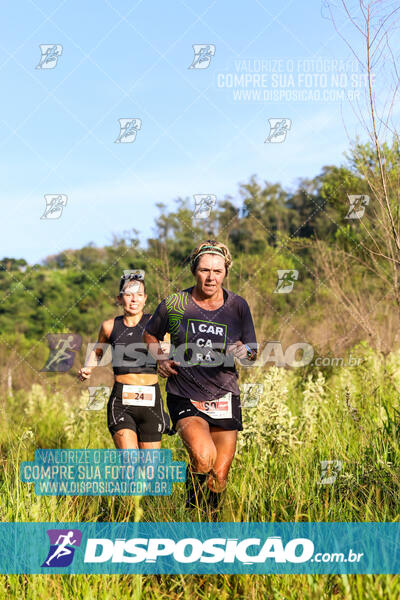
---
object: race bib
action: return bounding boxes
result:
[190,392,232,419]
[122,385,155,406]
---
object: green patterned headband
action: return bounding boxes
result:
[191,246,226,268]
[192,246,225,266]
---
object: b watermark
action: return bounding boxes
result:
[318,460,343,485]
[41,194,67,220]
[265,119,291,143]
[188,44,216,69]
[240,383,264,407]
[193,194,216,219]
[274,269,298,293]
[36,44,63,69]
[115,119,142,143]
[345,194,369,219]
[86,386,110,411]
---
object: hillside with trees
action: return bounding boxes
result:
[1,140,399,394]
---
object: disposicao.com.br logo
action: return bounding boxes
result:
[0,522,378,574]
[83,536,363,566]
[39,530,364,570]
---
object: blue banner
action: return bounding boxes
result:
[1,522,400,574]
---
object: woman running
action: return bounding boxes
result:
[78,271,170,449]
[143,241,257,515]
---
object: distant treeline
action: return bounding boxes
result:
[1,139,399,393]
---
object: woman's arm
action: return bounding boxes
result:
[159,331,171,355]
[77,320,113,381]
[227,298,258,361]
[143,331,180,377]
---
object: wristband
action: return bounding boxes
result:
[244,344,257,361]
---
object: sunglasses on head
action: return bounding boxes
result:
[119,270,145,292]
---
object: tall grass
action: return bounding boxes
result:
[1,343,400,598]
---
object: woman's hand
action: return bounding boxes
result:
[159,340,170,355]
[157,359,180,378]
[226,341,248,359]
[77,367,92,382]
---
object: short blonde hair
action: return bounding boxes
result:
[190,240,232,275]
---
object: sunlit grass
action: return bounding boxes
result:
[1,344,400,598]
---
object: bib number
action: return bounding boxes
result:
[122,385,155,406]
[190,392,232,419]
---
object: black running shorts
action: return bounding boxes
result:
[166,392,243,431]
[107,382,170,442]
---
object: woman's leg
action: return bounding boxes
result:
[176,416,216,508]
[112,428,139,449]
[176,416,216,472]
[113,431,162,449]
[209,427,237,492]
[139,441,161,449]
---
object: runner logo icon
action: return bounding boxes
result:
[188,44,216,69]
[265,118,291,143]
[42,529,82,567]
[41,334,82,372]
[36,44,63,69]
[114,118,142,143]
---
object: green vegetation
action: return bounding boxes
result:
[1,347,400,597]
[1,140,400,597]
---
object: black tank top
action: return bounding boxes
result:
[109,314,157,375]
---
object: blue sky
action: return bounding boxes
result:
[1,0,374,263]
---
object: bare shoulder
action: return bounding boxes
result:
[101,318,115,337]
